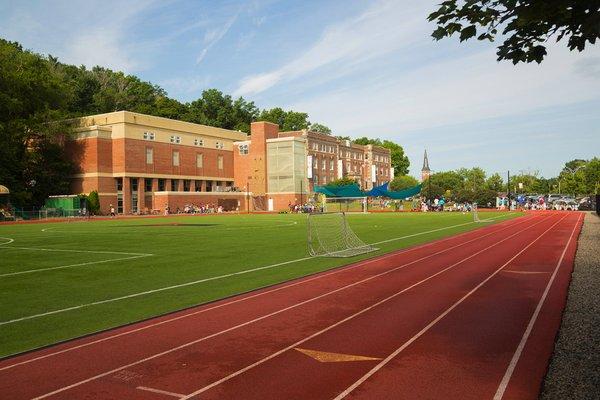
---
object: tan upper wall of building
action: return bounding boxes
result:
[74,111,248,150]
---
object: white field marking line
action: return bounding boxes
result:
[178,216,551,399]
[0,214,525,371]
[0,254,153,278]
[0,214,514,328]
[493,212,582,400]
[0,237,15,245]
[333,213,570,400]
[37,221,299,234]
[27,217,537,400]
[0,246,150,256]
[136,386,185,398]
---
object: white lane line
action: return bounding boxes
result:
[0,254,153,278]
[493,213,582,400]
[137,386,185,398]
[0,214,513,327]
[178,216,552,399]
[334,214,570,400]
[27,216,535,399]
[503,270,550,275]
[0,214,524,371]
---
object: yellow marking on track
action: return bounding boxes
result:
[295,348,381,363]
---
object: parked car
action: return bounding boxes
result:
[553,199,578,211]
[547,194,562,203]
[578,197,594,211]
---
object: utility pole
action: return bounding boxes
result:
[507,170,511,210]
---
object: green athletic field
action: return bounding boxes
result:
[0,211,519,358]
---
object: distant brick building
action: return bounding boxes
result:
[66,111,392,213]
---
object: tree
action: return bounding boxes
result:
[258,108,310,131]
[390,175,419,191]
[428,1,600,64]
[0,39,75,207]
[458,167,487,192]
[583,157,600,194]
[352,137,410,175]
[430,170,464,194]
[309,123,332,134]
[87,190,100,215]
[485,172,504,191]
[328,176,358,187]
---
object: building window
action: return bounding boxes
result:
[116,178,123,191]
[170,135,181,144]
[196,153,203,168]
[321,159,326,170]
[143,131,155,141]
[215,141,224,149]
[183,180,191,192]
[158,179,165,191]
[330,159,334,171]
[314,176,319,185]
[171,179,178,191]
[238,143,249,155]
[217,155,224,170]
[146,147,153,164]
[172,150,180,166]
[194,138,204,146]
[144,178,152,192]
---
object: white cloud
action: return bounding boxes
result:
[196,13,239,64]
[288,43,600,137]
[233,0,428,96]
[0,0,159,72]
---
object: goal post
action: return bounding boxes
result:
[307,212,377,257]
[323,197,367,214]
[472,203,480,222]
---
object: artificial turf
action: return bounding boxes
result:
[0,211,520,358]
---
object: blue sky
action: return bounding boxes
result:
[1,0,599,178]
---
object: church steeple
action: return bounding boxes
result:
[421,149,431,182]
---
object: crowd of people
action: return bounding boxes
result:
[176,204,224,215]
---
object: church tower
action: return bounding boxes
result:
[421,149,431,182]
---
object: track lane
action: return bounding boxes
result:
[328,212,580,400]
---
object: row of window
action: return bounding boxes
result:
[342,151,363,160]
[145,147,223,169]
[311,142,336,153]
[116,177,230,193]
[143,131,223,149]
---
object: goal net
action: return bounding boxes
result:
[307,212,377,257]
[472,203,480,222]
[323,197,367,213]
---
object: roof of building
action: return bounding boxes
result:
[76,111,248,141]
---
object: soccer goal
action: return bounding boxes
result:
[472,203,484,223]
[307,212,377,257]
[323,197,367,213]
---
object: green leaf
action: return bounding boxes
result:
[460,25,477,42]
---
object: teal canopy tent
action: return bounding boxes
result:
[380,183,422,199]
[314,184,366,198]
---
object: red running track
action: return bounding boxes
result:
[0,211,583,399]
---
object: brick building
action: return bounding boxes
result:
[66,111,392,213]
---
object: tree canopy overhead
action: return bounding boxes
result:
[428,1,600,64]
